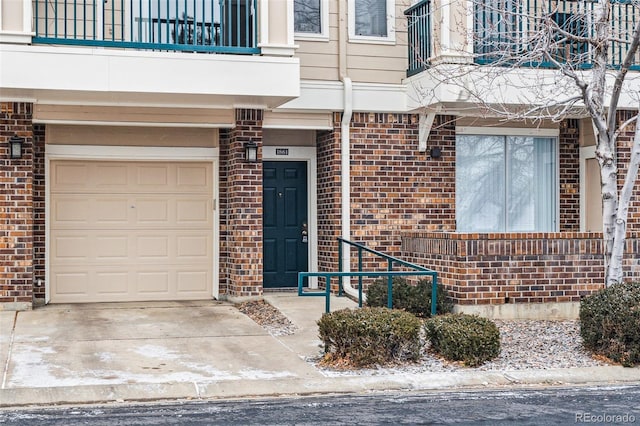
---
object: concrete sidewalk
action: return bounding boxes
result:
[1,294,640,408]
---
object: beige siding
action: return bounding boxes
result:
[263,129,316,146]
[296,0,411,84]
[585,158,603,232]
[50,160,214,303]
[35,105,234,128]
[46,125,218,148]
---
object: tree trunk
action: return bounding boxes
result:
[607,116,640,285]
[598,132,618,286]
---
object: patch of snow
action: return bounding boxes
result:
[131,344,181,360]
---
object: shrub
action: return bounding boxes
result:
[580,282,640,367]
[424,314,500,367]
[317,307,422,367]
[366,277,454,317]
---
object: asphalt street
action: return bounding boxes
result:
[1,385,639,425]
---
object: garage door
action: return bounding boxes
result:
[50,160,213,303]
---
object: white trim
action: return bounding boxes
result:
[45,144,221,302]
[34,119,233,128]
[580,145,597,231]
[287,0,295,46]
[212,158,220,299]
[348,0,396,44]
[294,0,329,41]
[46,145,219,161]
[260,0,270,46]
[262,124,333,130]
[456,126,560,137]
[262,146,319,289]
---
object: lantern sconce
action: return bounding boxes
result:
[9,134,24,160]
[429,146,442,159]
[244,140,258,163]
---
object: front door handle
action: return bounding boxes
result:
[301,222,308,244]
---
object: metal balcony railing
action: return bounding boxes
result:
[405,0,640,75]
[32,0,259,54]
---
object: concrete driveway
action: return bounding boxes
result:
[0,297,354,406]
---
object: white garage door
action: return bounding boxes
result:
[50,160,214,303]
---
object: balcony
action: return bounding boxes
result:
[0,0,299,109]
[32,0,258,54]
[406,0,640,76]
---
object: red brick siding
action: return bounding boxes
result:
[316,119,342,281]
[0,102,34,308]
[402,232,608,305]
[220,109,264,297]
[559,119,581,231]
[33,124,45,300]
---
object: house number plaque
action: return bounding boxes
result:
[276,148,289,156]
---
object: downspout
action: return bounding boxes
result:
[337,0,359,299]
[341,78,357,299]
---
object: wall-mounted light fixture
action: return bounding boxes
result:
[9,134,24,159]
[429,147,442,159]
[244,140,258,163]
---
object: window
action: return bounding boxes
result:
[295,0,328,39]
[349,0,395,42]
[456,134,557,232]
[295,0,321,34]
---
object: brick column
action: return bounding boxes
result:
[316,114,342,283]
[0,102,34,310]
[559,119,580,231]
[223,109,263,297]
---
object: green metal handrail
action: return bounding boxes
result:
[298,238,438,314]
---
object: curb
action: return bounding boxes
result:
[2,366,640,408]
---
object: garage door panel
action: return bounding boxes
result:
[137,164,169,187]
[136,199,170,223]
[94,236,130,260]
[53,272,90,296]
[52,163,89,190]
[177,164,210,190]
[138,272,170,294]
[177,235,210,259]
[95,164,129,187]
[50,160,214,303]
[53,236,90,261]
[94,272,131,295]
[176,199,210,224]
[137,236,170,259]
[52,196,211,230]
[52,198,90,225]
[95,198,130,224]
[177,271,209,293]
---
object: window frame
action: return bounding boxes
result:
[455,127,560,233]
[348,0,396,44]
[294,0,330,41]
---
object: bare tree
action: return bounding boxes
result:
[409,0,640,286]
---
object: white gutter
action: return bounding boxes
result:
[336,0,359,300]
[340,77,360,300]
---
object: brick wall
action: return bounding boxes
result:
[32,124,45,301]
[220,109,264,297]
[402,232,608,305]
[0,102,34,310]
[559,119,581,231]
[316,115,342,282]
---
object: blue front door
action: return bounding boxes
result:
[263,161,309,288]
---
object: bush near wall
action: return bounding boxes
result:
[425,314,501,367]
[366,277,454,317]
[580,282,640,367]
[317,307,422,367]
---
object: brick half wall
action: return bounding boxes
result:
[401,232,640,306]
